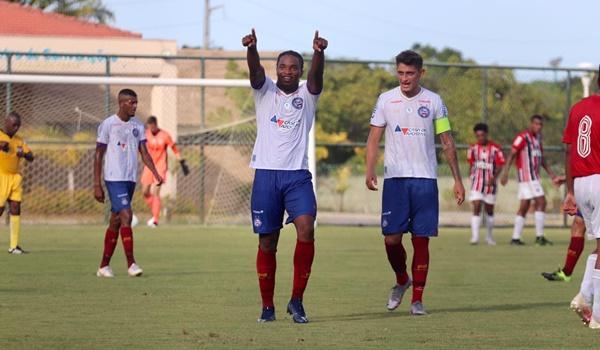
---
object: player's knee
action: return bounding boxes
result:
[259,234,279,252]
[119,209,133,226]
[8,201,20,215]
[384,234,403,246]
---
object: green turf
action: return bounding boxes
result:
[0,224,596,349]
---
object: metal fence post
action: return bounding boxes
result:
[481,67,488,123]
[199,57,206,224]
[6,53,12,115]
[103,57,111,224]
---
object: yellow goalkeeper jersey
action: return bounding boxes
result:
[0,130,31,175]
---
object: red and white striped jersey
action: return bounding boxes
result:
[467,142,505,194]
[512,131,543,182]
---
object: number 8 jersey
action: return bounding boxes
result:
[563,95,600,178]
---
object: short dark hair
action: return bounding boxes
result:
[473,123,488,133]
[530,114,544,122]
[118,88,137,99]
[277,50,304,71]
[147,116,157,124]
[7,111,21,120]
[395,50,423,70]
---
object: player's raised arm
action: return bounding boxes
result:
[365,126,384,191]
[307,30,328,95]
[139,142,163,185]
[439,131,465,205]
[242,28,266,89]
[93,144,106,203]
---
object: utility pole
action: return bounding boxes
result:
[203,0,223,49]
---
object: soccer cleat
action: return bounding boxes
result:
[469,239,478,245]
[8,246,27,254]
[146,218,158,228]
[590,316,600,329]
[510,239,526,246]
[257,306,276,323]
[96,266,115,278]
[535,236,553,246]
[127,263,143,277]
[541,268,571,282]
[570,293,592,325]
[486,238,497,246]
[386,278,412,311]
[410,301,428,316]
[287,298,309,324]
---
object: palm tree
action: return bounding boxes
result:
[9,0,114,24]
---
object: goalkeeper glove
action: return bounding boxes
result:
[179,159,190,176]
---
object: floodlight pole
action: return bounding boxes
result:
[203,0,223,49]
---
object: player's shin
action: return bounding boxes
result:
[534,211,545,237]
[581,254,597,303]
[486,216,495,241]
[470,216,481,244]
[385,239,409,285]
[151,196,161,223]
[9,215,20,250]
[593,268,600,325]
[101,228,119,267]
[292,240,315,300]
[411,237,430,303]
[512,215,525,240]
[120,227,135,267]
[256,247,277,308]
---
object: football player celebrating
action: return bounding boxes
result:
[366,50,465,316]
[467,123,505,245]
[243,29,327,323]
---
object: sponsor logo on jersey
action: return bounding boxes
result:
[292,97,304,110]
[271,115,300,130]
[417,106,431,118]
[475,160,493,170]
[394,125,427,136]
[531,149,542,157]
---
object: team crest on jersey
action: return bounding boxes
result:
[132,128,139,137]
[253,216,262,227]
[418,106,430,118]
[292,97,304,110]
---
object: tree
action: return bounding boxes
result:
[9,0,114,23]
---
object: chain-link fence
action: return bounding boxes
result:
[0,51,597,226]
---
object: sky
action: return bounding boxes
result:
[103,0,599,69]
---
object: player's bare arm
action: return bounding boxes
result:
[365,125,384,191]
[563,144,577,215]
[139,142,163,185]
[500,150,517,186]
[242,28,266,89]
[307,30,327,95]
[439,131,465,205]
[93,145,106,203]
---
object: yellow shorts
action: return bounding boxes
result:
[0,173,22,206]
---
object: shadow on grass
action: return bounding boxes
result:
[314,301,566,323]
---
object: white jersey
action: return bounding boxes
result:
[371,87,449,179]
[250,77,320,170]
[96,114,146,182]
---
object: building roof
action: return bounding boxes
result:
[0,1,141,38]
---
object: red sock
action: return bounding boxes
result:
[292,240,315,300]
[563,236,585,276]
[385,240,409,285]
[120,227,135,267]
[256,247,277,308]
[411,236,430,303]
[100,228,118,268]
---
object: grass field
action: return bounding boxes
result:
[0,224,596,350]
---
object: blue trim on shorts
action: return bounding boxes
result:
[381,177,439,237]
[576,209,583,218]
[105,181,136,213]
[250,169,316,234]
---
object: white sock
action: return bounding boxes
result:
[581,254,597,304]
[512,215,525,240]
[486,216,495,241]
[593,268,600,320]
[471,215,481,242]
[534,211,545,237]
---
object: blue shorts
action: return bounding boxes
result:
[381,178,439,237]
[251,169,317,234]
[105,181,136,213]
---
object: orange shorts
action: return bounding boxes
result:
[141,167,167,186]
